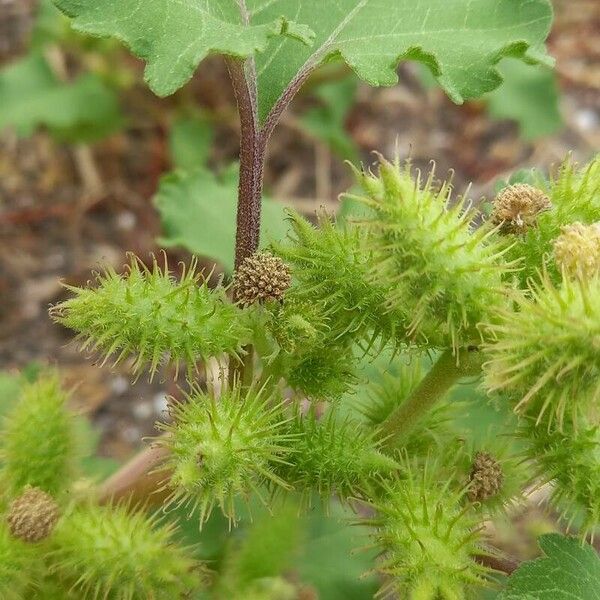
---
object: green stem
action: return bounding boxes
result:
[379,348,484,447]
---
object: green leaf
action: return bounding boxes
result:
[297,502,378,600]
[169,115,214,172]
[300,75,359,160]
[0,53,122,141]
[53,0,315,97]
[54,0,553,122]
[499,534,600,600]
[486,58,562,140]
[155,166,289,272]
[252,0,554,121]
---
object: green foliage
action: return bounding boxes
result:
[367,459,491,599]
[217,502,303,597]
[52,255,250,378]
[499,534,600,600]
[155,167,290,272]
[169,114,214,172]
[0,52,122,141]
[300,75,359,160]
[52,0,315,97]
[157,383,292,524]
[0,374,76,498]
[484,275,600,430]
[49,503,203,599]
[486,59,562,140]
[354,158,510,349]
[253,0,553,121]
[297,501,379,600]
[276,407,399,504]
[53,0,553,120]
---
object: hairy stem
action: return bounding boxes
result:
[227,57,264,273]
[379,348,484,447]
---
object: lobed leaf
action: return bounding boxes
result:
[155,166,290,272]
[0,52,122,141]
[53,0,553,121]
[499,534,600,599]
[52,0,315,97]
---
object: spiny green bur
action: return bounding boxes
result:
[285,342,357,402]
[484,275,600,429]
[276,408,399,504]
[52,255,250,378]
[523,421,600,539]
[367,460,490,600]
[48,503,203,599]
[272,211,397,345]
[0,524,36,600]
[0,374,75,497]
[353,158,510,350]
[158,384,292,524]
[501,154,600,287]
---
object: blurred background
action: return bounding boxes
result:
[0,1,598,595]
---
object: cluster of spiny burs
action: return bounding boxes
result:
[48,153,599,599]
[0,373,203,599]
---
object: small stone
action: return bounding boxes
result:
[468,452,503,503]
[554,222,600,280]
[491,184,552,233]
[7,486,60,543]
[233,252,291,307]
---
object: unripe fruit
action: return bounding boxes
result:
[553,222,600,280]
[7,486,60,543]
[491,184,552,233]
[0,523,35,598]
[48,503,203,599]
[523,421,600,540]
[275,407,400,504]
[234,252,291,306]
[1,373,75,496]
[157,383,292,524]
[353,158,509,349]
[367,460,490,599]
[484,275,600,429]
[52,255,250,379]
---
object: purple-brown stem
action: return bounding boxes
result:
[227,58,264,274]
[227,53,320,278]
